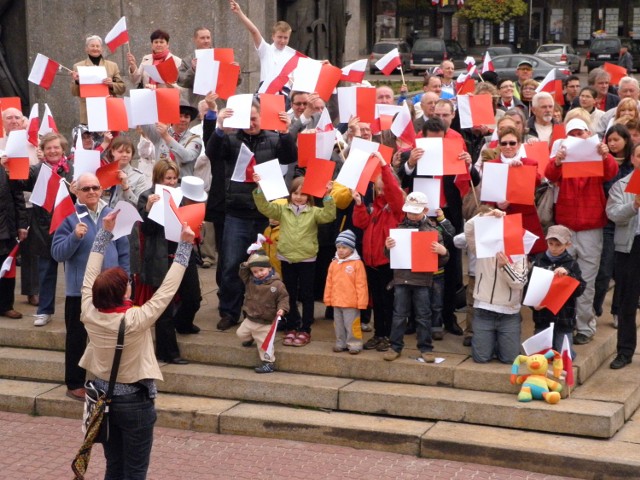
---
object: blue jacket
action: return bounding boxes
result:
[51,202,130,297]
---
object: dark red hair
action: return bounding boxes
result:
[93,267,128,309]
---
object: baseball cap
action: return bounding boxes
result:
[546,225,572,245]
[517,60,533,69]
[402,192,429,214]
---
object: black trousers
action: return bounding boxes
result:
[366,264,394,338]
[614,237,640,357]
[64,296,87,390]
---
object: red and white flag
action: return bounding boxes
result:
[335,147,380,195]
[316,107,334,132]
[291,58,343,101]
[340,59,368,84]
[105,16,129,53]
[375,48,401,75]
[0,242,19,279]
[535,69,564,105]
[261,315,281,361]
[129,88,180,126]
[86,97,128,132]
[337,86,376,123]
[373,104,403,133]
[464,56,476,73]
[258,47,305,95]
[473,213,525,259]
[28,54,59,90]
[415,137,467,176]
[625,168,640,194]
[481,51,494,73]
[77,66,109,97]
[27,104,39,146]
[143,58,179,85]
[522,324,553,356]
[4,130,31,179]
[192,51,240,99]
[457,94,496,129]
[50,180,76,233]
[390,103,416,147]
[523,266,581,316]
[455,70,475,95]
[38,104,58,136]
[231,143,256,182]
[31,164,58,212]
[561,334,574,386]
[554,133,603,178]
[480,162,537,205]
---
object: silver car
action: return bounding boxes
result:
[535,44,581,73]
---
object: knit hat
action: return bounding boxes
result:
[247,250,271,269]
[335,229,356,250]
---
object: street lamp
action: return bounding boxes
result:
[528,0,533,39]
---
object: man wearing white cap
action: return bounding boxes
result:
[547,118,619,344]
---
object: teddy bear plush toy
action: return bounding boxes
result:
[510,350,563,404]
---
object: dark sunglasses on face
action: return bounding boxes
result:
[500,141,518,147]
[79,185,101,192]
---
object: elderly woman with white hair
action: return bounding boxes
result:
[71,35,126,125]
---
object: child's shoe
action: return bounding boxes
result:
[348,349,361,355]
[333,345,347,352]
[255,362,275,374]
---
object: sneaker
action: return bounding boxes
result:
[33,314,51,327]
[333,346,347,352]
[612,314,618,329]
[573,333,593,345]
[363,336,383,350]
[463,336,472,347]
[255,362,275,374]
[432,331,444,341]
[241,340,255,347]
[376,337,391,352]
[361,323,373,332]
[421,352,436,363]
[383,350,401,361]
[610,353,632,369]
[216,315,237,331]
[348,349,361,355]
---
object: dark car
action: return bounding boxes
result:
[369,39,411,74]
[586,37,640,72]
[410,38,467,75]
[486,54,571,82]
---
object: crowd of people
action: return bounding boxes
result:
[1,1,640,477]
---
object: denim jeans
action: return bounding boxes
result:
[472,308,521,363]
[389,284,433,353]
[430,274,445,332]
[218,215,268,322]
[103,397,156,480]
[37,256,58,315]
[64,296,87,390]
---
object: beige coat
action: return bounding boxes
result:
[79,247,187,383]
[71,57,126,125]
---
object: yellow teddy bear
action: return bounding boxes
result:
[510,350,563,404]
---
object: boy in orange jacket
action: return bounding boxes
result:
[324,230,369,354]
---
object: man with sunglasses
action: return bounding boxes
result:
[52,173,130,401]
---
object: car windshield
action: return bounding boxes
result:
[592,39,620,51]
[539,46,563,54]
[491,47,512,55]
[413,39,441,51]
[373,43,398,54]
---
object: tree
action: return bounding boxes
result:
[456,0,528,24]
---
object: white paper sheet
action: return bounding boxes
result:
[162,188,183,243]
[522,323,554,356]
[389,228,417,269]
[224,94,253,129]
[77,65,107,84]
[335,148,370,191]
[473,215,505,259]
[148,184,183,226]
[193,49,218,95]
[480,162,509,203]
[415,137,444,176]
[523,266,555,308]
[254,159,289,201]
[4,130,29,157]
[412,177,440,216]
[129,89,158,126]
[291,57,322,93]
[72,149,101,181]
[111,201,143,240]
[337,86,357,123]
[85,98,109,132]
[563,134,601,163]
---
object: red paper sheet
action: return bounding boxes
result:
[156,89,180,125]
[178,202,206,238]
[259,94,287,131]
[503,213,525,257]
[96,160,120,189]
[156,59,179,84]
[355,154,381,195]
[301,158,335,197]
[443,138,468,175]
[562,161,604,179]
[79,83,109,98]
[411,231,438,272]
[215,62,240,100]
[315,64,343,102]
[468,95,496,127]
[356,88,376,123]
[550,123,566,146]
[524,142,551,177]
[297,133,315,168]
[7,157,29,179]
[212,48,234,64]
[541,275,580,315]
[603,62,627,85]
[506,164,537,205]
[624,169,640,194]
[0,97,22,112]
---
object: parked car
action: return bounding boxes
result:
[369,39,411,74]
[585,36,640,73]
[535,44,581,73]
[410,37,467,75]
[484,54,571,82]
[486,45,516,58]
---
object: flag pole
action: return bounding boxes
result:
[399,65,406,86]
[59,64,73,74]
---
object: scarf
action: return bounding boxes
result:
[252,269,275,285]
[46,156,70,175]
[545,250,568,263]
[500,151,522,165]
[152,50,170,64]
[88,55,102,66]
[613,155,626,167]
[98,299,134,314]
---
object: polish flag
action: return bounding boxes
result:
[0,242,19,279]
[625,168,640,194]
[291,58,343,101]
[335,147,380,195]
[297,130,335,167]
[77,66,109,97]
[523,266,581,316]
[561,334,575,386]
[129,88,180,126]
[556,133,603,178]
[340,59,368,84]
[261,315,281,361]
[415,137,467,176]
[487,129,499,148]
[522,323,553,356]
[390,103,416,147]
[535,69,564,105]
[457,94,496,129]
[50,179,76,233]
[231,143,257,182]
[473,213,525,259]
[143,58,179,85]
[603,62,627,85]
[337,86,376,123]
[389,229,438,271]
[316,107,334,132]
[258,47,305,95]
[162,189,184,243]
[372,104,403,133]
[28,54,59,90]
[455,70,475,95]
[464,56,476,72]
[105,16,129,53]
[192,50,240,99]
[481,51,494,73]
[375,48,402,75]
[4,130,30,179]
[27,104,39,146]
[480,162,537,205]
[31,164,58,212]
[38,104,58,136]
[86,97,128,132]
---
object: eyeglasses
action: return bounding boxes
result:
[500,141,518,147]
[292,102,308,107]
[79,185,101,192]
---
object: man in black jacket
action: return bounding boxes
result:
[206,101,296,330]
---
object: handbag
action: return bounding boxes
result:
[72,318,125,479]
[535,180,555,233]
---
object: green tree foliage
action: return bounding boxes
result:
[456,0,528,24]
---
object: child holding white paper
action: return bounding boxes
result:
[252,175,336,346]
[383,192,449,363]
[527,225,585,358]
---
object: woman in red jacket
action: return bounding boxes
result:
[352,153,405,352]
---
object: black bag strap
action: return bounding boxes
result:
[105,317,126,400]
